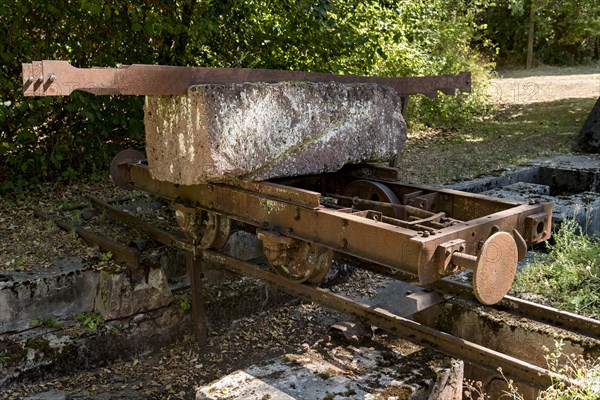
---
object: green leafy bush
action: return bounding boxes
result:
[483,0,600,66]
[1,0,495,193]
[514,217,600,318]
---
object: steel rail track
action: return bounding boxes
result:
[201,250,563,390]
[432,279,600,340]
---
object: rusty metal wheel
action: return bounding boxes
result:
[341,179,402,218]
[173,203,231,250]
[257,230,333,283]
[110,149,145,187]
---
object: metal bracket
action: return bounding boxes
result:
[525,212,550,243]
[435,239,466,276]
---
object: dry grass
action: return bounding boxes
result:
[398,74,597,184]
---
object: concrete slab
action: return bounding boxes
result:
[196,275,458,400]
[144,82,406,184]
[196,346,463,400]
[482,184,600,234]
[0,258,98,333]
[414,296,600,400]
[446,154,600,234]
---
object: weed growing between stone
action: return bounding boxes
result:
[0,351,10,366]
[513,216,600,319]
[464,341,600,399]
[77,312,105,333]
[539,340,600,400]
[29,315,62,329]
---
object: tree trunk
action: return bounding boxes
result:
[526,1,535,69]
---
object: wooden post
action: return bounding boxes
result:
[188,252,208,345]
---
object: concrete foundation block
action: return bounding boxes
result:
[196,347,463,400]
[0,258,98,333]
[94,267,173,320]
[144,82,406,184]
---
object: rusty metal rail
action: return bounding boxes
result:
[23,60,470,98]
[84,194,587,391]
[33,210,140,268]
[201,249,560,389]
[433,279,600,340]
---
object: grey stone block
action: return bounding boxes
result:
[94,267,173,320]
[145,81,406,184]
[573,96,600,153]
[0,258,98,333]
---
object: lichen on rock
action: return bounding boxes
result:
[145,81,406,184]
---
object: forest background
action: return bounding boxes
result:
[1,0,599,193]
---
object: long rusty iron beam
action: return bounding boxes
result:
[87,195,197,253]
[33,210,140,268]
[22,60,471,98]
[202,249,561,389]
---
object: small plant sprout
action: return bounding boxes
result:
[29,315,62,329]
[0,351,10,365]
[77,312,105,333]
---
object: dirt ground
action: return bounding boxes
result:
[489,65,599,104]
[1,66,599,399]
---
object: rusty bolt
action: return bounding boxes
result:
[48,73,55,82]
[36,75,44,83]
[26,76,33,83]
[422,231,430,237]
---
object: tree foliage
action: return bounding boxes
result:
[2,0,495,192]
[483,0,600,66]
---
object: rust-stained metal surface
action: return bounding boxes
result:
[23,60,470,98]
[188,254,207,345]
[111,154,552,304]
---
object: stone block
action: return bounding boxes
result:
[94,267,173,320]
[145,81,406,184]
[0,258,98,333]
[196,347,463,400]
[573,96,600,153]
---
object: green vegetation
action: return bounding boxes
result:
[77,312,105,333]
[0,351,10,365]
[397,98,595,184]
[483,0,600,66]
[539,340,600,400]
[100,251,113,262]
[465,341,600,399]
[0,0,495,193]
[514,217,600,319]
[175,293,192,312]
[29,315,62,329]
